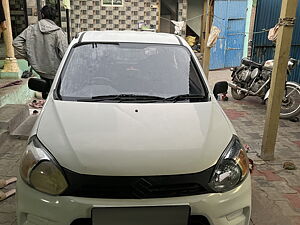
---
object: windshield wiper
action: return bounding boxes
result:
[77,94,207,103]
[164,94,207,102]
[77,94,165,102]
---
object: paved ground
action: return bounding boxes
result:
[0,69,299,225]
[209,69,300,225]
[0,137,26,225]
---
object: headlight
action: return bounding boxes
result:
[20,136,68,195]
[288,58,297,70]
[209,135,249,193]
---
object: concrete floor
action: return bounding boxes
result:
[208,69,300,225]
[0,137,26,225]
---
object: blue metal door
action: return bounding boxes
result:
[210,0,247,70]
[252,0,300,83]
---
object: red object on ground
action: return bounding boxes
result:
[0,80,23,89]
[223,109,247,120]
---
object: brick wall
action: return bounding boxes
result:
[26,0,39,25]
[9,0,187,39]
[60,0,160,37]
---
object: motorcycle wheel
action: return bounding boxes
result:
[266,82,300,119]
[280,82,300,119]
[231,88,246,100]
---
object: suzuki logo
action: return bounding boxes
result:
[131,178,153,198]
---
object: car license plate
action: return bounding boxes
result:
[92,205,190,225]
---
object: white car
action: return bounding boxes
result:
[18,31,251,225]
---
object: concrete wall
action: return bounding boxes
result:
[0,60,34,107]
[0,79,34,106]
[160,0,177,33]
[178,0,188,36]
[187,0,203,36]
[162,0,177,13]
[160,14,172,33]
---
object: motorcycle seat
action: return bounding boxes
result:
[251,61,263,68]
[241,58,263,69]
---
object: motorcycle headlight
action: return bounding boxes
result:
[209,135,249,193]
[20,136,68,195]
[288,58,297,70]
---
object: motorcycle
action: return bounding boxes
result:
[228,58,300,119]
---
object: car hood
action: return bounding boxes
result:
[37,100,233,176]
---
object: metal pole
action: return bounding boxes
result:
[57,0,62,27]
[66,8,71,43]
[1,0,20,74]
[23,0,29,27]
[200,0,207,57]
[36,0,41,20]
[261,0,298,160]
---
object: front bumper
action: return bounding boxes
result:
[17,176,251,225]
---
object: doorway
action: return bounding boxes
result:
[36,0,61,26]
[160,0,177,33]
[9,0,28,38]
[210,0,247,69]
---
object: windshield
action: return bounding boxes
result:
[58,43,207,101]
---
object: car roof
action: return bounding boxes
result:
[78,31,181,45]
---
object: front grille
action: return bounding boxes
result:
[70,216,210,225]
[189,216,211,225]
[61,166,215,199]
[70,219,91,225]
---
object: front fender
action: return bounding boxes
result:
[264,81,300,101]
[286,81,300,90]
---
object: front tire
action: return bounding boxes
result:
[231,88,246,100]
[280,82,300,119]
[266,82,300,119]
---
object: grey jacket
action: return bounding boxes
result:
[13,19,68,79]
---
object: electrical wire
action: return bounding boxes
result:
[160,13,205,23]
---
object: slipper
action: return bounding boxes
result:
[0,189,16,201]
[29,100,46,109]
[0,177,17,188]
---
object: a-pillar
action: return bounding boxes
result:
[0,0,20,79]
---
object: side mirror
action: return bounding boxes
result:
[213,81,228,99]
[28,78,49,93]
